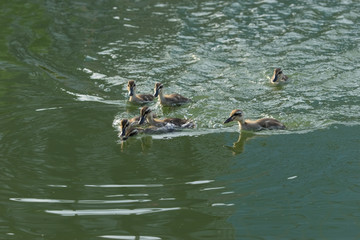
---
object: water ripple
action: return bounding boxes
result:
[85,184,163,188]
[45,207,181,216]
[100,235,161,240]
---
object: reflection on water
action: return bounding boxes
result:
[119,135,153,153]
[46,208,181,216]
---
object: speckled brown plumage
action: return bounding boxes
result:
[224,109,285,131]
[139,106,195,128]
[153,82,191,106]
[127,80,154,103]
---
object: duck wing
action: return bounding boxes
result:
[163,117,188,126]
[165,94,190,103]
[129,116,140,123]
[258,118,286,130]
[282,75,289,81]
[137,94,155,102]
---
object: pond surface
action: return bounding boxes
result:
[1,0,360,239]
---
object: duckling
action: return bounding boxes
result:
[119,118,175,141]
[119,118,139,139]
[224,109,285,131]
[270,68,288,84]
[153,82,191,106]
[138,106,195,128]
[127,80,155,103]
[118,112,160,139]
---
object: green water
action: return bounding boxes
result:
[1,0,360,239]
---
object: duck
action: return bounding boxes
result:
[119,118,178,140]
[118,111,162,139]
[119,118,140,140]
[138,106,195,128]
[153,82,191,106]
[224,109,285,131]
[127,80,155,103]
[270,68,288,84]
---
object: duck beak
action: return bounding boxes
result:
[154,88,159,97]
[138,116,146,125]
[128,87,134,96]
[224,116,234,124]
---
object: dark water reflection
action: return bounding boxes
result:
[224,131,257,155]
[1,0,360,239]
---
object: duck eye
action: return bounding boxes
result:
[278,71,282,74]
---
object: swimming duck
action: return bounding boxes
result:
[138,106,195,128]
[119,118,139,139]
[118,111,160,139]
[270,68,288,84]
[119,118,176,140]
[224,109,285,131]
[153,82,191,106]
[127,80,155,103]
[119,118,153,140]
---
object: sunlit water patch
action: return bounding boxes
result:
[46,208,181,217]
[100,235,161,240]
[9,177,236,219]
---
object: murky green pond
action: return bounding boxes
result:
[1,0,360,239]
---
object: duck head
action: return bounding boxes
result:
[138,106,152,125]
[153,82,163,97]
[271,68,284,83]
[127,80,136,96]
[119,119,130,138]
[224,109,244,124]
[122,127,139,141]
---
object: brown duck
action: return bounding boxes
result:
[153,82,191,106]
[270,68,288,84]
[119,117,176,140]
[224,109,285,131]
[127,80,155,103]
[138,106,195,128]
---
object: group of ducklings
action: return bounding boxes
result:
[119,68,288,141]
[119,81,194,140]
[128,80,191,106]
